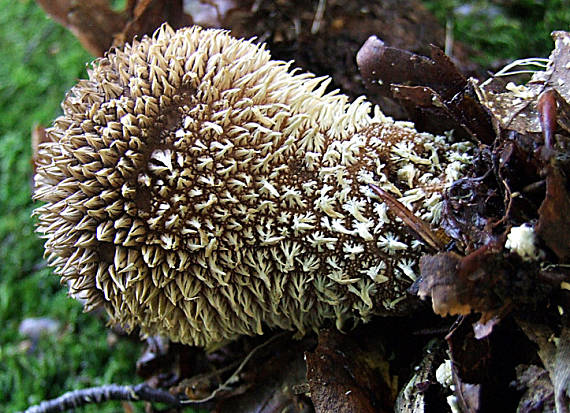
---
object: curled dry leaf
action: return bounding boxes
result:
[356,36,495,143]
[417,246,508,319]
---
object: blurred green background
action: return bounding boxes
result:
[0,1,142,412]
[0,0,568,412]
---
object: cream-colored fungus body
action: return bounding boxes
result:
[34,25,472,346]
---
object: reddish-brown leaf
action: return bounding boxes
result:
[537,167,570,262]
[306,329,394,413]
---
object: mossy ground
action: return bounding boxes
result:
[0,0,567,412]
[0,1,141,412]
[425,0,570,67]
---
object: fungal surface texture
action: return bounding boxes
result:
[34,25,473,346]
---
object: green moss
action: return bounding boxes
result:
[423,0,570,66]
[0,1,142,411]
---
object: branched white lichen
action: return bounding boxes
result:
[34,25,473,347]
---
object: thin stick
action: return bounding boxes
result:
[22,383,180,413]
[369,184,445,251]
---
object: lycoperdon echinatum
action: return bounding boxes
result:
[34,25,473,347]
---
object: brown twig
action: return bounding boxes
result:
[369,183,445,251]
[22,383,181,413]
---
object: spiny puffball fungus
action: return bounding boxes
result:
[34,24,473,347]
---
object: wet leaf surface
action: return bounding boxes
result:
[305,329,394,413]
[537,167,570,262]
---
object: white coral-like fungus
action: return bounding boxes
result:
[34,25,473,347]
[505,224,544,262]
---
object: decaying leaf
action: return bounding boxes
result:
[369,184,446,252]
[512,364,556,413]
[306,329,395,413]
[517,321,570,413]
[417,247,510,320]
[537,167,570,262]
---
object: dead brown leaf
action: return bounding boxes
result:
[537,167,570,262]
[36,0,126,56]
[369,184,446,251]
[357,36,495,142]
[417,244,510,321]
[306,329,394,413]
